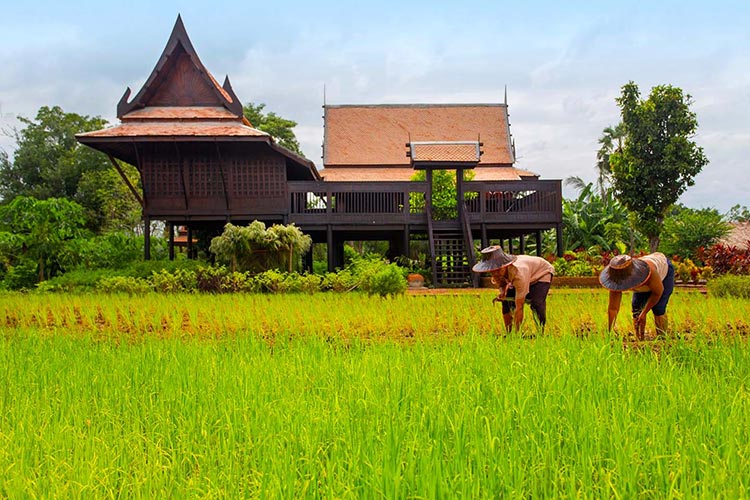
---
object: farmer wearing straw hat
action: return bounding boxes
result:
[599,252,675,340]
[472,245,555,332]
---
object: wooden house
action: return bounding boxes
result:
[78,16,563,287]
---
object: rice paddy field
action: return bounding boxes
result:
[1,288,749,498]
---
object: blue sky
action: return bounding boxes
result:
[1,0,748,210]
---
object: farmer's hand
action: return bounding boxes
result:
[635,312,647,329]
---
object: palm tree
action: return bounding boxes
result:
[595,123,626,198]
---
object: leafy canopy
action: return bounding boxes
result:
[659,205,730,260]
[610,82,708,251]
[0,196,89,282]
[243,102,303,155]
[0,105,142,234]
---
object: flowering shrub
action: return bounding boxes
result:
[547,249,611,277]
[673,258,713,283]
[696,243,750,275]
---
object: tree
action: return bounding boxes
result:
[561,181,644,253]
[76,164,142,234]
[610,82,709,252]
[243,102,303,155]
[409,169,475,220]
[726,204,750,223]
[0,106,110,202]
[0,196,89,282]
[0,105,141,234]
[659,205,729,260]
[595,123,626,198]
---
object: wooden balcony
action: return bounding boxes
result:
[287,179,561,228]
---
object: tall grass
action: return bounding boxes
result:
[0,290,749,497]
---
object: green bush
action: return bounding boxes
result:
[96,276,151,295]
[2,262,38,291]
[36,268,113,292]
[123,259,202,279]
[220,272,259,293]
[151,268,197,293]
[321,270,358,292]
[364,263,407,298]
[195,266,228,293]
[707,275,750,299]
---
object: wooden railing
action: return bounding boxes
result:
[462,180,562,224]
[287,179,561,226]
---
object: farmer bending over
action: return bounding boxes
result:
[599,252,675,340]
[472,245,555,332]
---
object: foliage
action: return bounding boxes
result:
[610,82,709,251]
[0,196,89,283]
[96,276,151,295]
[195,266,230,293]
[0,106,109,201]
[59,232,152,271]
[697,243,750,276]
[0,105,139,234]
[707,274,750,298]
[725,204,750,223]
[595,123,626,198]
[36,268,114,293]
[321,270,359,292]
[548,249,615,277]
[561,181,643,253]
[151,268,197,293]
[410,169,475,220]
[76,164,142,234]
[210,221,312,273]
[366,264,408,297]
[673,258,712,284]
[659,205,729,260]
[242,102,303,155]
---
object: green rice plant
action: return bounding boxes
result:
[1,289,749,496]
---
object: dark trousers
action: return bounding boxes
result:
[632,260,675,317]
[502,280,552,326]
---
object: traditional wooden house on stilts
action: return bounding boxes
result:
[78,16,563,288]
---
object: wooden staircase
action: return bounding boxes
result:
[427,202,477,287]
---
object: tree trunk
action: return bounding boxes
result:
[648,235,660,253]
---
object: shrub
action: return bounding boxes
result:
[220,272,259,293]
[2,262,38,291]
[707,275,750,298]
[697,243,750,275]
[321,270,358,292]
[195,266,228,293]
[151,268,197,293]
[96,276,151,294]
[364,263,407,298]
[298,273,322,294]
[36,268,112,292]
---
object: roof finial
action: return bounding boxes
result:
[504,85,508,106]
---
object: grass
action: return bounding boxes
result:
[0,290,749,497]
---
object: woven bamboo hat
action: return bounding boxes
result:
[599,254,650,291]
[472,245,517,273]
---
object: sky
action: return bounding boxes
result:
[1,0,748,211]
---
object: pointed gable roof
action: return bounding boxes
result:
[116,15,243,118]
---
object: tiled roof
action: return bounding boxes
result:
[410,142,481,163]
[324,104,514,167]
[720,222,750,248]
[77,121,268,139]
[320,166,537,182]
[121,106,240,121]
